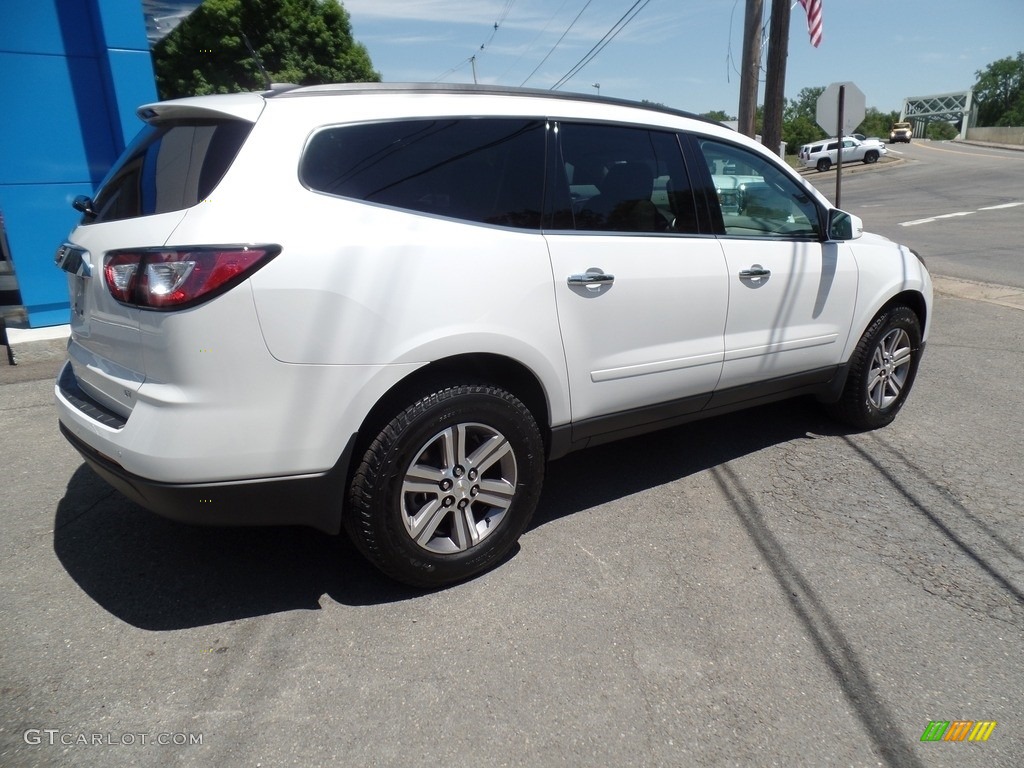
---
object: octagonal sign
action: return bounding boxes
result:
[816,82,866,137]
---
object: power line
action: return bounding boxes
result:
[436,1,519,83]
[520,0,596,87]
[726,0,769,83]
[497,0,570,83]
[550,0,652,91]
[434,56,475,83]
[480,0,518,52]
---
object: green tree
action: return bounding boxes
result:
[782,86,825,152]
[785,86,825,123]
[855,107,900,140]
[924,121,958,140]
[154,0,380,99]
[700,110,735,123]
[973,52,1024,126]
[782,115,822,153]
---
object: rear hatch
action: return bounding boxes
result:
[58,95,263,417]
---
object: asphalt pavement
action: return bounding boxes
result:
[2,290,1022,768]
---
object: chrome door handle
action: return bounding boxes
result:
[739,265,771,278]
[567,272,615,286]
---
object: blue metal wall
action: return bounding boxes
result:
[0,0,156,327]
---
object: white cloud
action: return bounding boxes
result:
[345,0,508,25]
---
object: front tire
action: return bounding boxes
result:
[830,306,923,430]
[863,150,879,164]
[346,384,544,588]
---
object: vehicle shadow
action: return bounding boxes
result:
[53,398,846,631]
[532,398,842,528]
[52,467,418,630]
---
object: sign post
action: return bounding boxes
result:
[817,81,865,208]
[836,85,845,208]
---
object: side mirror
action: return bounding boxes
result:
[72,195,96,221]
[827,209,862,241]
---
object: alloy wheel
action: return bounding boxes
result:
[400,422,518,554]
[866,328,913,410]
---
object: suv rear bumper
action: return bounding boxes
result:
[59,422,352,534]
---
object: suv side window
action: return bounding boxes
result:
[300,118,545,229]
[90,119,253,223]
[549,122,699,233]
[696,137,821,239]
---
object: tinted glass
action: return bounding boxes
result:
[550,123,698,233]
[697,138,821,239]
[301,118,545,229]
[91,119,253,223]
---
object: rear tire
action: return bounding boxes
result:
[829,306,923,430]
[816,158,832,172]
[346,384,544,588]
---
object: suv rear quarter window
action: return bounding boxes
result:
[300,118,546,229]
[90,119,253,223]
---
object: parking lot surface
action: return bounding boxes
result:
[2,289,1022,767]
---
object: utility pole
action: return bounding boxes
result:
[737,0,763,138]
[760,0,790,156]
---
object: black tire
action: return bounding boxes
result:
[863,150,879,164]
[830,305,923,430]
[816,158,832,172]
[346,384,544,588]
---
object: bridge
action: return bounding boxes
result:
[900,91,976,134]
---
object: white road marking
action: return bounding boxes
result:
[899,202,1022,227]
[978,201,1024,211]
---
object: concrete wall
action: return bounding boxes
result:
[0,0,156,327]
[964,126,1024,146]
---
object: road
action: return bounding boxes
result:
[809,139,1024,287]
[2,146,1023,767]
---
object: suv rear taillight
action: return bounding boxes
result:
[103,245,280,310]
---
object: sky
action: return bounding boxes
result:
[342,0,1024,116]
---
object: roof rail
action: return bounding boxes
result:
[263,83,301,95]
[267,81,717,126]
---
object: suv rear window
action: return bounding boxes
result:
[90,119,253,223]
[300,118,545,228]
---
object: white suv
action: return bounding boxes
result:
[799,136,887,172]
[55,84,932,587]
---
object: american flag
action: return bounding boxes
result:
[798,0,823,48]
